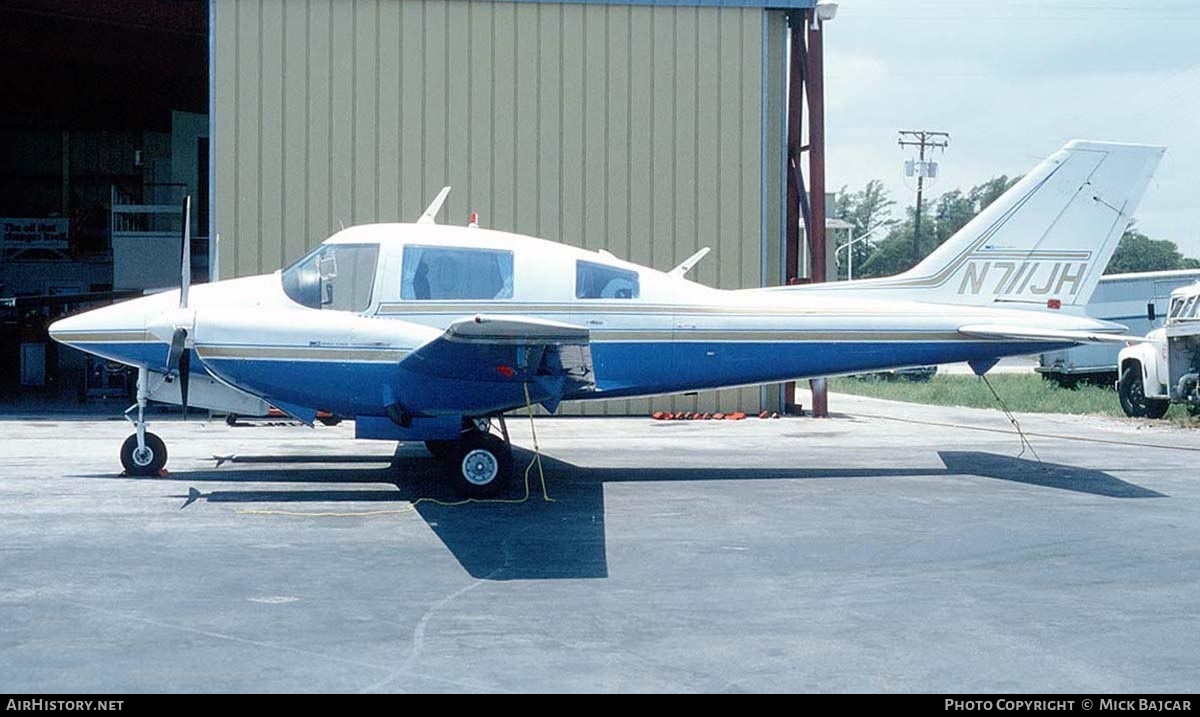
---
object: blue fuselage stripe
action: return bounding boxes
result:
[67,337,1068,418]
[188,339,1064,416]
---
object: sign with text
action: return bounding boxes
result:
[1,218,70,251]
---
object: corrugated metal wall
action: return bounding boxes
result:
[213,0,785,415]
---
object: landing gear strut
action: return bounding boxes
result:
[424,417,492,460]
[121,366,168,476]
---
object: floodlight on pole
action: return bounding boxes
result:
[835,222,892,281]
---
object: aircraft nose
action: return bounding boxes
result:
[48,310,98,345]
[46,301,164,369]
[47,316,69,342]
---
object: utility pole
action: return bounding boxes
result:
[897,130,949,267]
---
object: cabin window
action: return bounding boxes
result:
[281,243,379,312]
[576,261,639,299]
[400,245,514,301]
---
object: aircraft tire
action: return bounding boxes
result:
[447,432,513,498]
[120,432,168,476]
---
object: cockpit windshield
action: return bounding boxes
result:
[282,243,379,312]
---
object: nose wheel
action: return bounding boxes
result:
[120,432,168,476]
[121,366,170,476]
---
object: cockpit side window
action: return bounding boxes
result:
[576,260,639,299]
[281,243,379,312]
[400,245,514,301]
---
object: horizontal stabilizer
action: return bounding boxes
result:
[958,323,1149,344]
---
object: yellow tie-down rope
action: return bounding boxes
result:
[235,383,553,518]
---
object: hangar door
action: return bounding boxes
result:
[212,0,787,415]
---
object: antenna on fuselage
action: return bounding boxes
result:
[668,247,711,278]
[417,186,452,225]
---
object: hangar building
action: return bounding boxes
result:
[3,0,825,416]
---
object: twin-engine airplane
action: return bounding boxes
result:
[50,140,1163,495]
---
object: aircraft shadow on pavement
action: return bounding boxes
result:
[76,446,1163,580]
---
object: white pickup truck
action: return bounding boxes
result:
[1038,269,1200,387]
[1116,281,1200,418]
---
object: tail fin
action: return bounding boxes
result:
[829,140,1165,309]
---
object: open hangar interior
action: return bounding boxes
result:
[2,0,834,416]
[0,0,208,400]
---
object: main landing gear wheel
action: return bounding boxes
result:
[1118,365,1169,419]
[120,432,167,476]
[447,432,513,498]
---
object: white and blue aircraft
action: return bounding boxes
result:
[49,140,1162,495]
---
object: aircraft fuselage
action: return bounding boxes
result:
[50,223,1107,420]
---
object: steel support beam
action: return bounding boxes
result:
[781,8,829,418]
[805,11,828,418]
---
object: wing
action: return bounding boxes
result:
[957,323,1149,344]
[399,314,594,413]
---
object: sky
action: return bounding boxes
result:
[821,0,1200,256]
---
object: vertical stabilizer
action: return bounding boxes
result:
[806,141,1165,310]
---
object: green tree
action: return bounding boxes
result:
[858,175,1018,278]
[967,175,1015,215]
[930,175,1017,242]
[932,189,975,242]
[1105,230,1200,274]
[832,179,896,279]
[858,202,938,278]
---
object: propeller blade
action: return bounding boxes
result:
[180,195,191,309]
[178,348,191,420]
[167,327,187,370]
[166,326,190,420]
